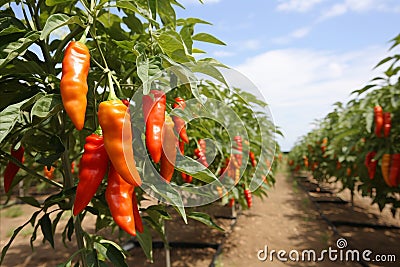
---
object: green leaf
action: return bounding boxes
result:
[40,14,82,40]
[18,196,41,208]
[135,225,153,262]
[188,212,224,231]
[175,153,221,185]
[31,94,62,121]
[0,94,40,144]
[45,0,75,6]
[0,31,40,68]
[156,0,176,27]
[177,17,212,26]
[192,33,225,45]
[189,61,228,87]
[155,30,192,63]
[40,213,54,248]
[95,240,127,267]
[180,25,193,54]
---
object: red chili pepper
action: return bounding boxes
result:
[389,154,400,187]
[364,151,377,179]
[73,134,109,216]
[374,106,383,137]
[249,151,256,167]
[142,90,166,163]
[244,189,252,208]
[122,99,129,107]
[160,115,177,183]
[195,141,208,167]
[383,112,391,138]
[228,197,235,207]
[172,97,189,144]
[3,146,24,193]
[106,164,140,236]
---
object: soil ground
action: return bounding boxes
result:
[1,169,399,266]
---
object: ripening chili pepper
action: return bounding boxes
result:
[60,41,90,130]
[228,197,235,208]
[389,154,400,187]
[172,97,189,144]
[142,90,166,163]
[244,189,252,208]
[73,134,109,216]
[346,167,351,176]
[98,99,142,186]
[364,151,377,179]
[249,151,256,167]
[105,165,138,236]
[288,159,294,166]
[3,146,24,193]
[194,148,208,167]
[381,154,391,186]
[44,166,55,180]
[374,106,383,138]
[160,115,177,183]
[383,112,391,138]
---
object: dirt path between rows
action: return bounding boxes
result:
[221,171,347,267]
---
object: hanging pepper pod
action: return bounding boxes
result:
[98,99,142,186]
[73,133,109,216]
[60,41,90,130]
[142,90,166,163]
[106,164,139,236]
[374,106,383,138]
[160,115,177,183]
[172,97,189,143]
[383,112,391,138]
[3,146,24,193]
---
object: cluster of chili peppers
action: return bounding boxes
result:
[374,106,391,138]
[59,38,143,235]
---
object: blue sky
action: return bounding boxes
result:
[176,0,400,151]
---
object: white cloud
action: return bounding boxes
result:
[319,0,400,21]
[271,26,311,44]
[234,46,388,150]
[276,0,324,12]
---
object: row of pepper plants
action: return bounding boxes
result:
[0,0,279,266]
[288,34,400,216]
